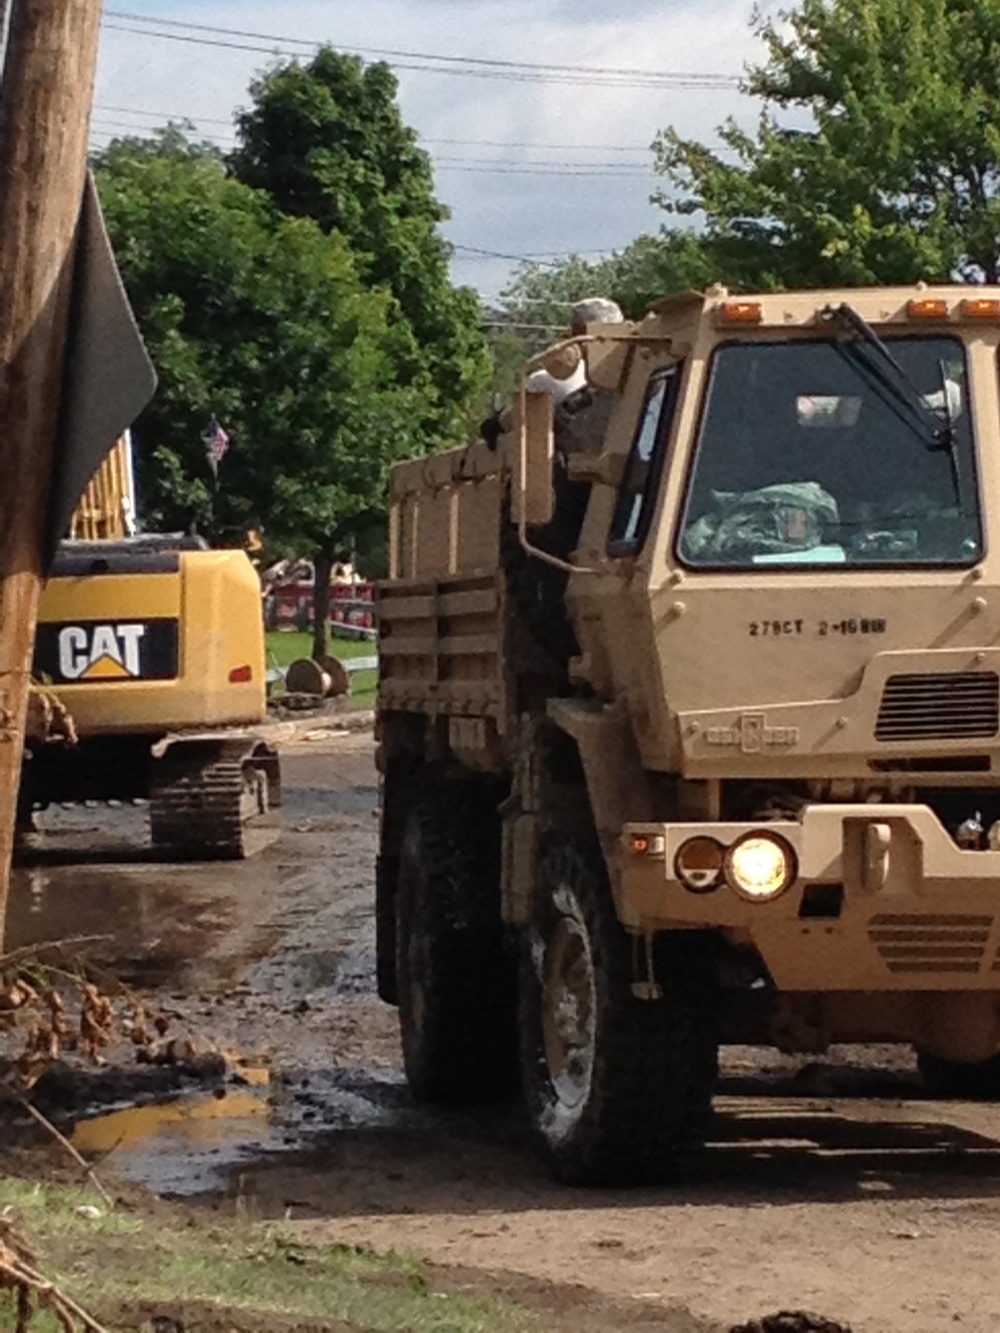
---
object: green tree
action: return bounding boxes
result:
[500,233,716,348]
[655,0,1000,287]
[231,49,490,442]
[464,325,532,435]
[95,130,423,657]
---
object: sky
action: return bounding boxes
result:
[94,0,771,301]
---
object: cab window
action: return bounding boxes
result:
[608,363,681,555]
[677,337,981,569]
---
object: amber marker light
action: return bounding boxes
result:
[674,836,725,893]
[959,297,1000,321]
[906,297,949,320]
[630,832,666,858]
[717,300,762,326]
[724,831,797,902]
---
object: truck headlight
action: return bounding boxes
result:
[674,836,725,893]
[724,832,796,902]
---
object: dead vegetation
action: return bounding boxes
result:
[0,941,182,1329]
[0,1210,108,1332]
[0,939,174,1102]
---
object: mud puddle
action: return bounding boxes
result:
[68,1062,423,1198]
[64,1051,1000,1211]
[2,749,356,991]
[5,860,279,990]
[8,738,405,1197]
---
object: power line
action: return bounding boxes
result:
[92,106,657,154]
[96,103,237,128]
[102,23,730,89]
[452,249,621,264]
[437,163,654,177]
[90,104,744,159]
[433,154,652,171]
[451,243,562,267]
[91,115,232,135]
[91,118,643,167]
[104,9,740,88]
[426,136,649,154]
[481,321,565,331]
[84,129,642,272]
[72,155,625,270]
[480,295,576,306]
[88,122,656,176]
[519,247,625,257]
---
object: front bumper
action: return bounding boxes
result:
[620,804,1000,991]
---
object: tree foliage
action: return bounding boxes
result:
[94,130,423,560]
[655,0,1000,287]
[231,49,490,439]
[500,234,716,350]
[92,48,490,657]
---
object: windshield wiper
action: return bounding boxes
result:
[819,302,962,505]
[934,353,962,501]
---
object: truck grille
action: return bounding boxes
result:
[869,913,992,975]
[875,672,999,742]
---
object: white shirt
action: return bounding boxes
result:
[524,362,587,403]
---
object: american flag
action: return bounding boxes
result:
[203,417,230,474]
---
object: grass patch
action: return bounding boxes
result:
[0,1176,537,1332]
[266,631,377,708]
[266,632,376,667]
[0,1178,142,1238]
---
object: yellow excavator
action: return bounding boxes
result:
[22,435,280,859]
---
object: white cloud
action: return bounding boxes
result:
[95,0,768,294]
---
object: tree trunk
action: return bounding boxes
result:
[0,0,105,951]
[311,549,333,661]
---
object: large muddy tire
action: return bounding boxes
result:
[918,1049,1000,1098]
[396,788,517,1104]
[519,842,719,1186]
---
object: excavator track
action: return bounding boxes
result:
[149,736,280,860]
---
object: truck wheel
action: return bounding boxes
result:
[396,791,517,1103]
[917,1050,1000,1098]
[519,842,719,1186]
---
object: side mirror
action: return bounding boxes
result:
[512,388,555,527]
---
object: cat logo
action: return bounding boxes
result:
[57,623,147,680]
[34,618,178,684]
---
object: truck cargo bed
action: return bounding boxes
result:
[378,572,504,719]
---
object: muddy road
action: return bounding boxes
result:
[12,727,1000,1333]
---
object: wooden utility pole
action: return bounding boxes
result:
[0,0,104,946]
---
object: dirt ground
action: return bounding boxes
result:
[11,725,1000,1333]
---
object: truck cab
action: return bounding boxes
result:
[377,285,1000,1184]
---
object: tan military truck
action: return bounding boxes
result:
[376,283,1000,1185]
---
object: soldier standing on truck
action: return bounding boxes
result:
[484,298,626,660]
[377,284,1000,1186]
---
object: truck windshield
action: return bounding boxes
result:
[677,336,982,569]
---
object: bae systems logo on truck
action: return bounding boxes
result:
[32,620,180,684]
